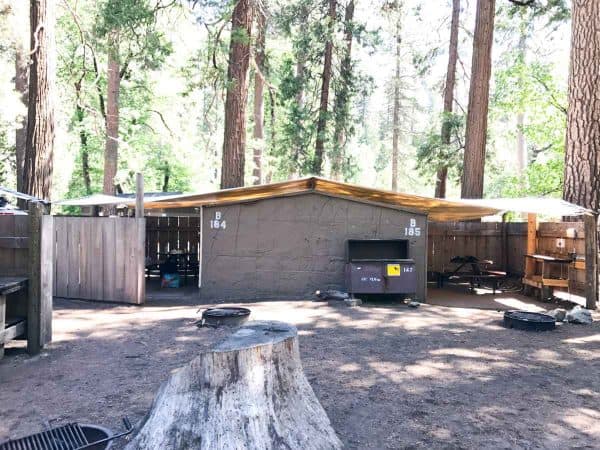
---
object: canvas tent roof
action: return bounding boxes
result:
[55,192,181,207]
[55,177,592,222]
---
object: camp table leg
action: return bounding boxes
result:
[0,294,5,359]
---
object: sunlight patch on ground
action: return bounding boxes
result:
[429,347,514,361]
[571,388,600,399]
[562,333,600,345]
[562,407,600,437]
[492,297,546,311]
[531,348,571,366]
[338,362,361,373]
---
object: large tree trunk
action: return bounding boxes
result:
[103,36,120,198]
[313,0,336,176]
[126,321,342,449]
[14,0,29,194]
[460,0,495,199]
[221,0,254,189]
[331,0,355,181]
[391,3,402,192]
[22,0,56,201]
[435,0,460,198]
[563,0,600,211]
[252,7,266,186]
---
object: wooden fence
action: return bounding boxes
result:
[145,216,200,263]
[428,221,586,293]
[53,217,145,304]
[0,215,29,276]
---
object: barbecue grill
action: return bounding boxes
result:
[0,418,132,450]
[344,239,417,297]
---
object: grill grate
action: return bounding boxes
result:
[0,423,89,450]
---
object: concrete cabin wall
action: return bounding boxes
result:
[200,193,427,302]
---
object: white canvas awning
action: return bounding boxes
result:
[460,198,592,218]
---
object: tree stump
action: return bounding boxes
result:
[125,321,342,450]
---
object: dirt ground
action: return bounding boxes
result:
[1,291,599,449]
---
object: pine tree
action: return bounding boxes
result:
[221,0,254,188]
[461,0,496,199]
[435,0,460,198]
[563,0,600,210]
[22,0,56,200]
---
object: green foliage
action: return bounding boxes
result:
[0,0,576,201]
[96,0,173,66]
[414,112,465,183]
[268,0,374,180]
[486,5,567,199]
[486,151,564,198]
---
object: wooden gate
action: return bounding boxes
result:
[53,217,145,304]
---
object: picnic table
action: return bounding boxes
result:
[0,276,28,359]
[145,252,199,285]
[436,256,507,294]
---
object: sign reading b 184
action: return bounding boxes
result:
[210,211,227,229]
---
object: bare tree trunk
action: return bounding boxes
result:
[435,0,460,198]
[460,0,495,199]
[295,59,305,111]
[332,0,355,181]
[125,321,342,449]
[516,112,525,173]
[221,0,254,189]
[288,59,305,179]
[516,26,527,176]
[14,0,29,194]
[391,3,402,192]
[103,35,120,197]
[75,81,92,195]
[287,5,308,180]
[22,0,55,201]
[162,163,170,192]
[252,7,266,186]
[564,0,600,211]
[313,0,336,176]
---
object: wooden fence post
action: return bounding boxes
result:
[27,202,53,354]
[135,173,146,304]
[135,172,144,219]
[584,213,598,310]
[501,213,508,273]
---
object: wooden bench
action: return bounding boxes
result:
[0,277,28,359]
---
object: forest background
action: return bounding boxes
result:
[0,0,571,204]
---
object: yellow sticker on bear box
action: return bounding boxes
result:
[387,264,401,276]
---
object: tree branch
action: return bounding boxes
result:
[508,0,536,6]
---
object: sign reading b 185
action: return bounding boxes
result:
[404,218,421,237]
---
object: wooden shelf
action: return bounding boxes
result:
[523,275,569,289]
[0,317,26,345]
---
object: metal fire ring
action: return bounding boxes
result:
[200,307,251,327]
[503,310,556,331]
